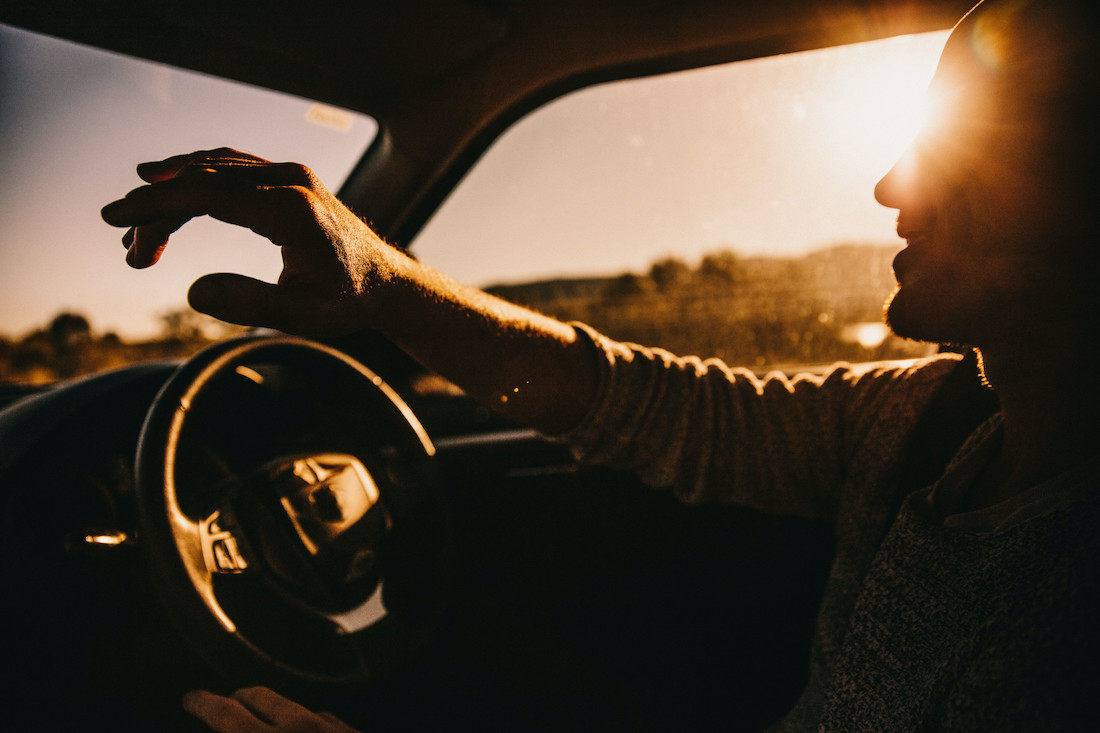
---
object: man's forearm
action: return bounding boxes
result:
[368,251,599,435]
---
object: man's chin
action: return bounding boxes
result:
[883,288,935,344]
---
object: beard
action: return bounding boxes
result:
[882,282,977,351]
[884,285,934,344]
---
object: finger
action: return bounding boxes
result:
[208,160,319,187]
[126,218,190,268]
[102,171,288,238]
[136,147,267,183]
[104,166,326,242]
[190,273,355,336]
[106,155,284,268]
[135,151,314,189]
[232,686,316,725]
[182,689,272,733]
[188,273,290,330]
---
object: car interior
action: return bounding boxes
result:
[0,1,987,730]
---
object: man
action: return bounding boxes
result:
[102,0,1098,729]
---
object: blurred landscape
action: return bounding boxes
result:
[0,309,246,386]
[488,242,934,370]
[0,242,933,387]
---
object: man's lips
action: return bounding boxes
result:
[894,209,933,243]
[891,213,935,284]
[891,236,931,285]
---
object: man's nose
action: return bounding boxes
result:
[874,146,917,209]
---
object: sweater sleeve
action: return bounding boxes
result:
[556,323,961,520]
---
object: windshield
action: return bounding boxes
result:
[0,23,376,382]
[414,31,949,369]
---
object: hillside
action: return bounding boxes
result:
[487,243,934,368]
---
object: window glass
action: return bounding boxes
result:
[0,23,376,382]
[413,31,950,369]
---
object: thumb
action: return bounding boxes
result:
[188,273,289,331]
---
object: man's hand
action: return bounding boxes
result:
[103,147,598,434]
[101,148,397,336]
[183,687,359,732]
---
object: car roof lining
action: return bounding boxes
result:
[1,0,971,243]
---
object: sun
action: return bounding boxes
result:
[818,32,949,177]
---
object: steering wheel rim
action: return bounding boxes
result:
[135,334,452,690]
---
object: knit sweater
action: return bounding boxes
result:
[559,325,1100,730]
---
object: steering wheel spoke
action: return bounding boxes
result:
[198,507,253,575]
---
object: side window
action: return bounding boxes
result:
[0,23,376,383]
[413,32,950,370]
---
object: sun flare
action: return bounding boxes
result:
[818,33,948,176]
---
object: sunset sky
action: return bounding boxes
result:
[1,23,949,339]
[0,24,375,340]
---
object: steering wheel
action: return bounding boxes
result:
[135,335,452,690]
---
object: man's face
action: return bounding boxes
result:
[875,3,1088,349]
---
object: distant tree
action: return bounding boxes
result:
[605,272,654,299]
[160,308,206,342]
[44,312,94,378]
[159,307,248,343]
[48,312,92,350]
[0,336,12,380]
[11,329,56,381]
[698,250,745,288]
[649,257,692,292]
